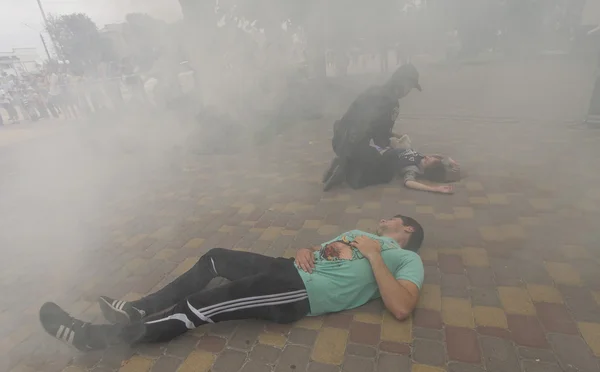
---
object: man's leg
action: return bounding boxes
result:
[99,248,280,323]
[39,258,309,349]
[137,260,309,343]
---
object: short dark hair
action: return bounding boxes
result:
[394,214,424,252]
[423,156,446,183]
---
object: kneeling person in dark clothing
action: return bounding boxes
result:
[39,215,425,351]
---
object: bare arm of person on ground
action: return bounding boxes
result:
[351,236,419,320]
[403,166,454,194]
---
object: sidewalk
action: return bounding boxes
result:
[2,61,600,372]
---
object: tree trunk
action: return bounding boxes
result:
[305,7,326,79]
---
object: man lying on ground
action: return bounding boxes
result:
[342,135,459,193]
[39,215,425,350]
[389,137,459,195]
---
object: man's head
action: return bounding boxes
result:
[420,155,448,183]
[386,63,422,99]
[376,215,424,252]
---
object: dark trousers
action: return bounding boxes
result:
[124,248,309,343]
[346,145,397,189]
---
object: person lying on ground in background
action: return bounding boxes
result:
[323,63,422,191]
[389,136,459,195]
[39,215,424,350]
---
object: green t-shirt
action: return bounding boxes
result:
[296,230,424,316]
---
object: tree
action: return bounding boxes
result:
[122,13,168,68]
[46,13,108,70]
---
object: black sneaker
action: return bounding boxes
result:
[39,302,96,352]
[323,160,346,192]
[98,296,145,324]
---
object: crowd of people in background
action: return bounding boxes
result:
[0,59,156,127]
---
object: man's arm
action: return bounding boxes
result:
[368,255,419,320]
[403,168,453,194]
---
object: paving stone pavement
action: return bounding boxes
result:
[3,60,600,372]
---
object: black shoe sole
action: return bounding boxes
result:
[322,158,340,183]
[99,297,132,325]
[323,164,345,192]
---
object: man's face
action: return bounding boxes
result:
[376,217,405,235]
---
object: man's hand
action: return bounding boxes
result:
[448,157,459,169]
[433,185,454,194]
[350,236,382,260]
[296,248,316,273]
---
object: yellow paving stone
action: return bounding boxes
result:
[62,367,87,372]
[218,225,235,233]
[318,225,339,236]
[442,297,474,328]
[312,328,349,365]
[303,220,322,229]
[268,203,286,212]
[469,197,489,205]
[283,248,297,259]
[498,287,536,315]
[356,219,378,231]
[295,316,324,330]
[500,224,526,239]
[381,312,412,343]
[119,356,153,372]
[461,247,489,267]
[412,365,446,372]
[487,194,509,205]
[578,322,600,357]
[473,306,508,328]
[171,257,200,277]
[561,245,591,259]
[121,292,143,302]
[418,285,442,311]
[529,198,553,210]
[334,194,351,202]
[437,248,462,255]
[150,226,173,239]
[363,202,381,209]
[353,312,383,324]
[123,258,147,273]
[250,228,266,234]
[479,226,503,241]
[178,351,215,372]
[123,234,148,247]
[593,291,600,307]
[281,229,298,236]
[154,248,177,260]
[435,213,455,220]
[344,206,362,214]
[238,204,255,214]
[453,206,474,219]
[398,199,417,204]
[184,238,205,249]
[518,217,541,226]
[465,181,484,191]
[259,227,283,241]
[416,206,434,214]
[383,187,402,195]
[419,249,438,263]
[527,284,563,303]
[258,332,288,348]
[544,262,582,286]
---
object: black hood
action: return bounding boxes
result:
[387,63,421,92]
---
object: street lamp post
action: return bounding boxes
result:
[35,0,59,59]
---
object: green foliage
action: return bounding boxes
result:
[46,13,107,68]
